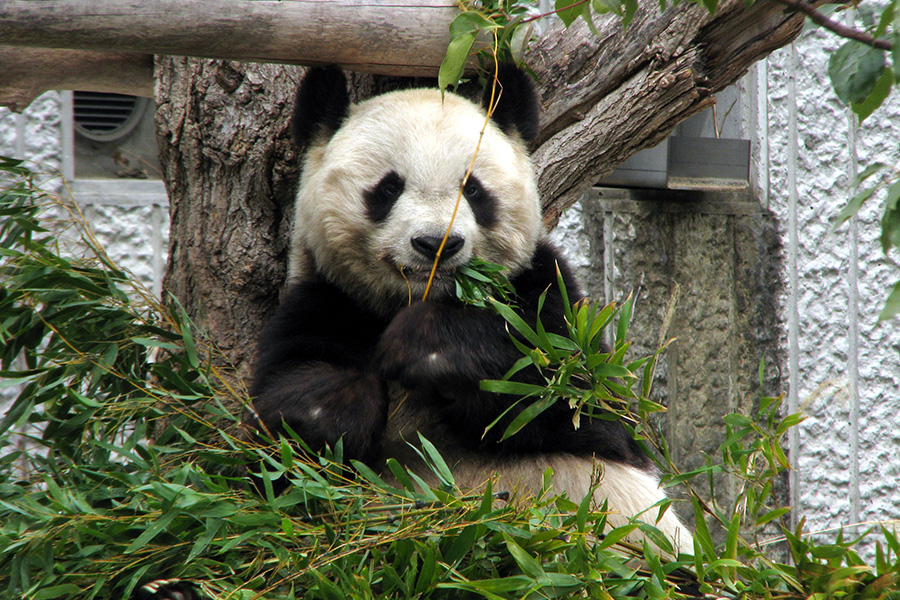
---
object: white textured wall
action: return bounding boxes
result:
[0,92,64,185]
[762,29,900,539]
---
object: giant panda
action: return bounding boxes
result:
[136,64,691,600]
[252,63,692,551]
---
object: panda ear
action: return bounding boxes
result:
[292,67,350,148]
[483,63,539,144]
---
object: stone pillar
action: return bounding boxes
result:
[556,187,786,537]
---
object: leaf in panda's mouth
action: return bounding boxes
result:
[454,257,515,307]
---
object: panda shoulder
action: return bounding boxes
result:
[512,239,583,302]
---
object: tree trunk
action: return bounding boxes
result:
[155,59,411,381]
[155,0,806,379]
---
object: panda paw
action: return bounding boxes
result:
[376,301,462,388]
[132,579,199,600]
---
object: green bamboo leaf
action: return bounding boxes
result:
[833,185,878,231]
[32,584,84,600]
[414,542,437,595]
[187,518,223,563]
[449,10,499,38]
[504,536,545,579]
[557,0,586,27]
[488,298,542,348]
[439,575,533,596]
[479,379,545,396]
[595,522,640,550]
[416,433,455,486]
[124,510,179,554]
[622,0,639,27]
[691,497,717,559]
[756,507,791,527]
[438,32,476,92]
[881,179,900,253]
[878,280,900,321]
[615,295,633,346]
[499,396,556,441]
[851,65,893,122]
[893,0,900,80]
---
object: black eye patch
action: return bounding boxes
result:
[365,171,405,223]
[462,175,497,228]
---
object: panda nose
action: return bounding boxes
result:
[411,235,464,261]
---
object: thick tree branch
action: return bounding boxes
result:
[772,0,892,51]
[526,0,808,225]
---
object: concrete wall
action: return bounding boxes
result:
[552,187,785,540]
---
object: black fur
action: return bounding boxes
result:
[483,62,540,143]
[132,579,198,600]
[250,278,390,461]
[292,67,350,148]
[250,241,650,469]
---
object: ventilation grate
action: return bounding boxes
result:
[73,92,147,142]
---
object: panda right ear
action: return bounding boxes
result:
[292,67,350,148]
[483,63,540,144]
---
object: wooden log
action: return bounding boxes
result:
[526,0,806,224]
[0,46,153,112]
[0,0,457,76]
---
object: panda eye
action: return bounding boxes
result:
[365,171,405,223]
[379,178,402,199]
[462,177,482,201]
[461,175,498,228]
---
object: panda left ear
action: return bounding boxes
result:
[292,66,350,148]
[483,63,540,144]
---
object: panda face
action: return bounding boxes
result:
[292,88,542,315]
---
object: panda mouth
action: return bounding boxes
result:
[388,260,455,283]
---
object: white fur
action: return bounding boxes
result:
[290,88,542,315]
[383,392,693,556]
[459,456,693,557]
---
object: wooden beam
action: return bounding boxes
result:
[0,46,153,112]
[0,0,457,75]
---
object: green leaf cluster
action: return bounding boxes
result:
[3,159,900,600]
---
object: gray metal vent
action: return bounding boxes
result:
[73,92,147,142]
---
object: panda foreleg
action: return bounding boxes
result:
[251,363,388,462]
[374,300,518,392]
[373,300,605,454]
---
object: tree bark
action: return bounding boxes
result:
[153,0,805,378]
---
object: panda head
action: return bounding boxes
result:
[289,65,543,316]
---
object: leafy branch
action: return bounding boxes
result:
[773,0,892,51]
